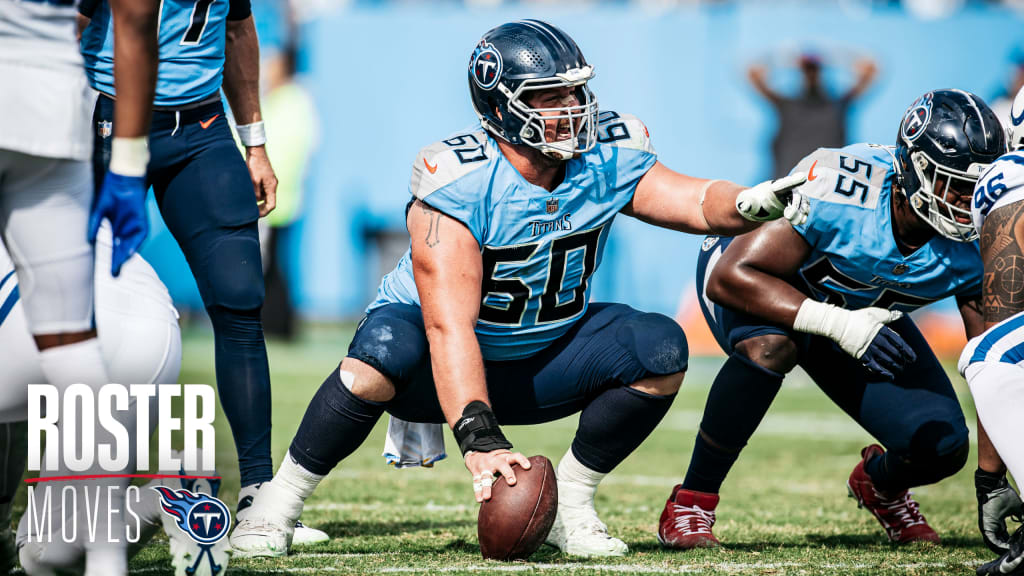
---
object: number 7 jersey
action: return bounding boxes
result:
[81,0,252,107]
[369,112,657,361]
[788,143,982,312]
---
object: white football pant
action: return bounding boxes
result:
[965,361,1024,485]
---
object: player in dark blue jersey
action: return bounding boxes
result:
[659,90,1006,550]
[78,0,328,549]
[230,20,808,559]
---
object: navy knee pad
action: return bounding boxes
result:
[347,305,430,388]
[615,312,689,375]
[198,227,265,310]
[871,419,970,491]
[907,419,970,483]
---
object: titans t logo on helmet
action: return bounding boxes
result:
[901,93,933,142]
[470,40,502,90]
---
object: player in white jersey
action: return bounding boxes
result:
[963,85,1024,575]
[0,231,229,576]
[0,2,158,574]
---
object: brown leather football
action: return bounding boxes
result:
[477,455,558,561]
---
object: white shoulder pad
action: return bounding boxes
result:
[790,146,889,209]
[973,153,1024,231]
[596,111,656,154]
[410,129,493,201]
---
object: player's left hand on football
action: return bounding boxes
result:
[977,468,1024,553]
[736,172,809,225]
[246,145,278,217]
[465,449,531,503]
[88,171,149,277]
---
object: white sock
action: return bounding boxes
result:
[38,338,110,387]
[250,454,324,524]
[556,448,607,510]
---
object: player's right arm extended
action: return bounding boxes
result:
[407,200,530,501]
[708,220,914,378]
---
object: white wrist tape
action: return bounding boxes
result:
[793,299,902,359]
[792,299,847,340]
[109,137,149,177]
[236,121,267,147]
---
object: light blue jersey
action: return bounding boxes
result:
[370,111,657,361]
[789,143,982,312]
[80,0,250,107]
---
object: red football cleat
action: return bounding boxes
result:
[847,444,940,544]
[657,485,720,549]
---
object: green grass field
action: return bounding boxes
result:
[110,323,1007,575]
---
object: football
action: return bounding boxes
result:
[477,455,558,561]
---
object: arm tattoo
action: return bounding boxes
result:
[981,201,1024,324]
[418,201,442,248]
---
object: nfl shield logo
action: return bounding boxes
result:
[98,121,112,139]
[892,263,909,275]
[546,198,559,214]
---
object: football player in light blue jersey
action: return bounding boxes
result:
[231,19,807,559]
[663,90,1007,550]
[964,85,1024,575]
[77,0,328,546]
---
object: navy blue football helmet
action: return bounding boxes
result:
[895,89,1006,242]
[468,20,598,160]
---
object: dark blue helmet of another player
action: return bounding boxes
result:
[468,20,598,161]
[894,89,1006,242]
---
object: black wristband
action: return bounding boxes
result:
[976,467,1008,496]
[453,401,512,456]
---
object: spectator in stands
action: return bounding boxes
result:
[749,51,877,179]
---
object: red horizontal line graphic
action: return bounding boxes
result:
[24,474,221,483]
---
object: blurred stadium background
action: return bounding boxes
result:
[141,0,1024,359]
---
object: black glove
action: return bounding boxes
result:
[977,468,1024,554]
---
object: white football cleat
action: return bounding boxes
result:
[235,484,328,548]
[230,515,293,558]
[545,504,628,557]
[291,520,329,547]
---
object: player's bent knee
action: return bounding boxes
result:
[347,306,429,391]
[735,334,799,374]
[339,357,397,403]
[630,371,684,396]
[908,419,970,483]
[201,233,265,310]
[617,312,689,376]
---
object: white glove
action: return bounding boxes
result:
[793,299,900,358]
[736,172,810,225]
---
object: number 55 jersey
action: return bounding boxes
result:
[783,143,981,312]
[369,112,656,361]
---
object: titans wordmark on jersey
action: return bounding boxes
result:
[370,112,657,361]
[787,143,982,312]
